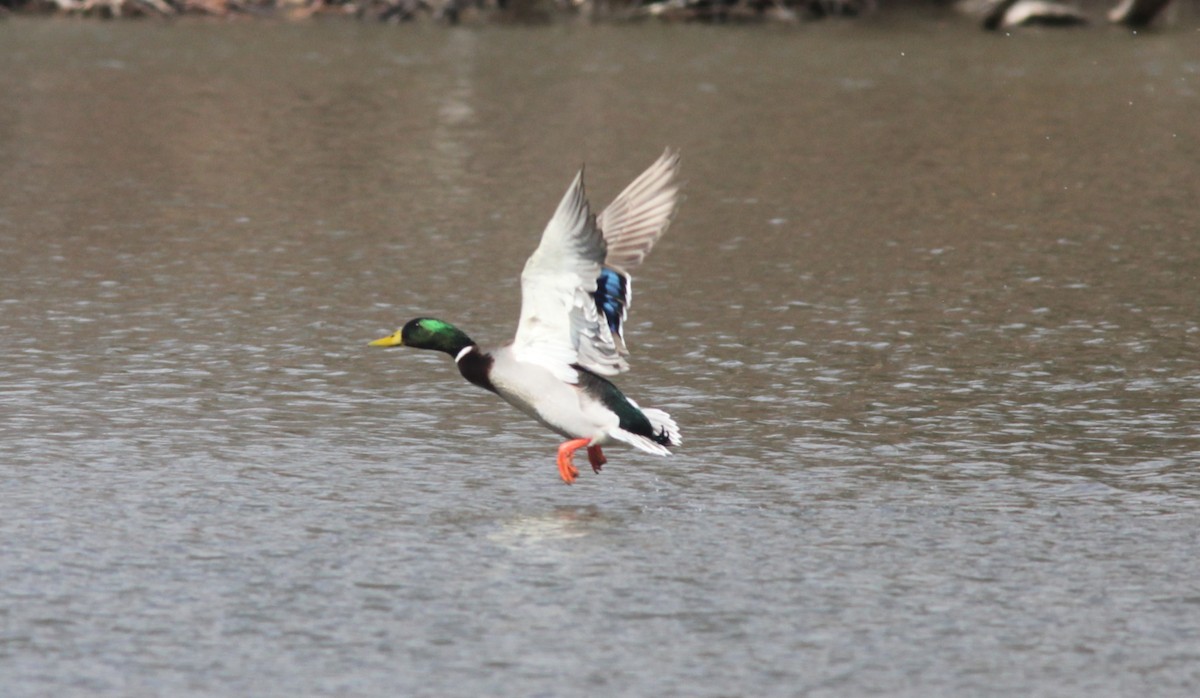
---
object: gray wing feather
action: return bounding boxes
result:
[597,148,681,273]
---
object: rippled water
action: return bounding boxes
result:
[3,15,1200,697]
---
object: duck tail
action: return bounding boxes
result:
[609,428,673,456]
[641,408,681,448]
[609,406,681,455]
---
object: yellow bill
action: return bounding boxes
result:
[368,332,403,347]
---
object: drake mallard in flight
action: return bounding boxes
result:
[369,150,682,484]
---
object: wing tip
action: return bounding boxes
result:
[659,146,681,170]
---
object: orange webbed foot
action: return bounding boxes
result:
[556,438,591,485]
[587,445,607,474]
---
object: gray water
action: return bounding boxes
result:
[2,14,1200,697]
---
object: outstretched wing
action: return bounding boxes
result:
[597,148,681,272]
[511,151,681,381]
[593,148,681,356]
[510,169,615,383]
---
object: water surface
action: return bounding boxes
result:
[2,16,1199,697]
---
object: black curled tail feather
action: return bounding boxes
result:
[640,407,681,448]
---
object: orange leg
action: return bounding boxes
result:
[587,445,607,474]
[556,438,591,485]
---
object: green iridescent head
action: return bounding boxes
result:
[368,317,474,356]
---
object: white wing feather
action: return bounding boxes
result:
[510,151,681,381]
[510,169,610,382]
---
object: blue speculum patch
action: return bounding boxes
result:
[593,267,628,336]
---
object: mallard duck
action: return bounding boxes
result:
[369,149,682,484]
